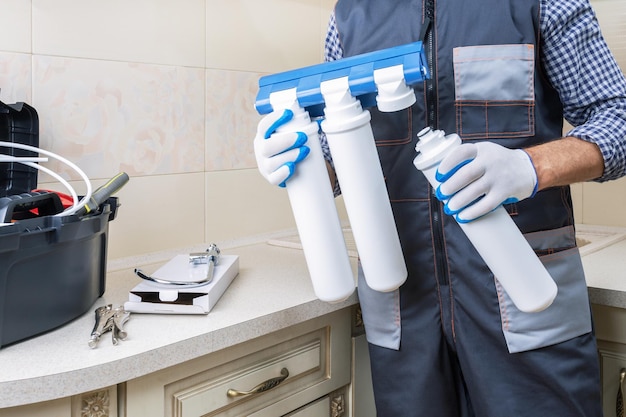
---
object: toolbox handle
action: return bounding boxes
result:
[0,191,64,223]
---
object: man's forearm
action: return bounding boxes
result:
[525,136,605,191]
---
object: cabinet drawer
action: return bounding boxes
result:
[168,328,330,416]
[124,309,352,417]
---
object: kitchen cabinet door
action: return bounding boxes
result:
[124,309,352,417]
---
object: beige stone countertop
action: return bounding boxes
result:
[1,224,625,408]
[0,230,358,408]
[579,225,626,308]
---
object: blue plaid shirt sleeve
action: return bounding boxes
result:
[324,11,344,63]
[541,0,626,181]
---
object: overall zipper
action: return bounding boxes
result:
[422,0,449,286]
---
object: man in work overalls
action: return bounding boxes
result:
[254,1,626,415]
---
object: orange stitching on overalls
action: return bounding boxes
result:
[455,102,535,138]
[506,202,519,216]
[375,107,412,146]
[454,55,533,63]
[540,247,575,263]
[524,225,577,255]
[390,198,430,203]
[454,44,536,140]
[376,138,412,146]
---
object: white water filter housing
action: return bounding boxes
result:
[269,89,356,303]
[255,42,431,301]
[321,76,408,292]
[413,128,558,313]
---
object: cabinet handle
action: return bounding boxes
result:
[618,369,626,417]
[227,368,289,398]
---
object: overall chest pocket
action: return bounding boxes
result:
[453,44,535,139]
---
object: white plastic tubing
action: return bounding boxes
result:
[413,128,558,312]
[0,141,93,217]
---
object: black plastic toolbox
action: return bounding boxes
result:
[0,198,118,348]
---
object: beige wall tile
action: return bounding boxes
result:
[205,169,296,241]
[206,0,325,73]
[593,0,626,71]
[33,173,205,259]
[581,178,626,227]
[205,169,349,243]
[0,52,32,103]
[0,0,31,54]
[32,0,205,67]
[320,0,336,38]
[206,69,260,171]
[32,55,205,181]
[106,173,206,258]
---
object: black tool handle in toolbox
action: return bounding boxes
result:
[0,191,64,223]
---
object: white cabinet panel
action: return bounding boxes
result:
[124,309,351,417]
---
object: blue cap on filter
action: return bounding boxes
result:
[255,41,430,117]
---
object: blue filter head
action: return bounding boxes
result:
[255,41,430,117]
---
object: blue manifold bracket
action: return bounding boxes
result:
[255,41,430,117]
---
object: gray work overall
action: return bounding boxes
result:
[334,0,602,415]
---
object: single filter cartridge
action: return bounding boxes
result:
[266,89,356,303]
[255,42,430,297]
[413,128,558,313]
[320,76,407,292]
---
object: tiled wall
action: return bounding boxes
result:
[0,0,336,259]
[0,1,624,260]
[576,0,626,226]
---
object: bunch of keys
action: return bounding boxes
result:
[88,304,131,348]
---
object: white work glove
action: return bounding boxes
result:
[254,109,310,187]
[435,141,538,223]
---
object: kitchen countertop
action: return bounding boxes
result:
[0,230,358,409]
[582,238,626,309]
[575,224,626,308]
[1,224,625,409]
